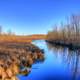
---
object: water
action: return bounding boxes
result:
[18,40,80,80]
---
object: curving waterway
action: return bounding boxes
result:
[18,40,80,80]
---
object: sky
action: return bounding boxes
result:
[0,0,80,35]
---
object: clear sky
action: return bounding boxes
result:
[0,0,80,35]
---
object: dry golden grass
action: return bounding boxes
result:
[0,34,46,43]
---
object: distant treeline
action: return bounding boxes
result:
[47,14,80,45]
[0,25,46,43]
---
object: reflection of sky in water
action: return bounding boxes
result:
[18,40,80,80]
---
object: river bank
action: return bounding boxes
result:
[0,42,44,80]
[46,40,80,50]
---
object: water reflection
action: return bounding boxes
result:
[19,40,80,80]
[47,42,80,80]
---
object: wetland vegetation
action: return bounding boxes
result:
[47,15,80,50]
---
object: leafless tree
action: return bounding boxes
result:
[0,25,2,34]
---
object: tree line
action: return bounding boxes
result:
[0,26,15,35]
[47,14,80,45]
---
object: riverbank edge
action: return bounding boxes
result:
[0,42,45,80]
[46,40,80,50]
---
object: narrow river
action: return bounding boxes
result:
[18,40,80,80]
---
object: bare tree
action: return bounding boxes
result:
[7,29,12,35]
[71,15,80,43]
[47,14,80,45]
[0,25,2,34]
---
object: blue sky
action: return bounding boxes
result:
[0,0,80,35]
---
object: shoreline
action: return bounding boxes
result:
[46,40,80,50]
[0,42,44,80]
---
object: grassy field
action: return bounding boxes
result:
[0,34,46,80]
[0,34,46,43]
